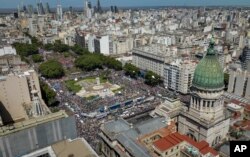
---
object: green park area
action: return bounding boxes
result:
[65,80,82,93]
[78,76,107,84]
[65,75,108,93]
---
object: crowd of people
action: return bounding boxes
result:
[46,69,172,150]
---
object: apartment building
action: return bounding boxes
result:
[228,70,250,100]
[94,35,112,55]
[132,45,176,77]
[0,70,46,124]
[164,59,196,94]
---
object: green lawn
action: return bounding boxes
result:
[65,80,82,93]
[80,75,107,83]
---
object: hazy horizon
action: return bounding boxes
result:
[0,0,250,9]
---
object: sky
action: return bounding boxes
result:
[0,0,250,8]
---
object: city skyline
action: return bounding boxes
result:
[0,0,250,8]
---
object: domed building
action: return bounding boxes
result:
[178,39,230,146]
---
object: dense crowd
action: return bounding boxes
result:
[46,70,169,150]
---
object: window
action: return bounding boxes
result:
[177,146,179,149]
[171,149,173,152]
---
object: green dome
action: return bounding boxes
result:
[192,40,224,90]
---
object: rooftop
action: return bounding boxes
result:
[52,138,98,157]
[153,132,218,156]
[0,110,68,136]
[101,117,169,157]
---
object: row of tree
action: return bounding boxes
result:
[39,60,64,78]
[13,33,42,58]
[44,41,89,55]
[40,80,56,106]
[14,34,162,86]
[32,54,44,63]
[44,40,70,53]
[38,59,161,86]
[74,53,122,71]
[13,42,39,57]
[123,63,162,86]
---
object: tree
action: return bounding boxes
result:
[40,80,56,106]
[75,54,103,71]
[102,56,122,71]
[123,63,140,78]
[144,71,162,86]
[39,60,64,78]
[63,52,71,58]
[13,42,39,57]
[32,54,44,63]
[53,40,70,53]
[70,45,89,55]
[44,43,54,51]
[23,32,42,46]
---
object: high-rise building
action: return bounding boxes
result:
[85,0,93,19]
[114,6,118,13]
[94,35,111,55]
[56,4,63,21]
[27,5,33,17]
[96,0,102,13]
[110,6,118,13]
[88,34,96,53]
[164,59,196,94]
[228,70,250,100]
[69,6,73,14]
[132,45,176,77]
[45,2,51,14]
[23,5,27,13]
[37,15,45,33]
[28,17,37,36]
[0,70,46,124]
[178,39,230,146]
[37,2,45,15]
[13,12,18,18]
[0,67,79,157]
[241,46,250,72]
[112,37,134,55]
[75,30,86,48]
[110,6,114,13]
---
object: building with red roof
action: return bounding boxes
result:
[153,132,219,157]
